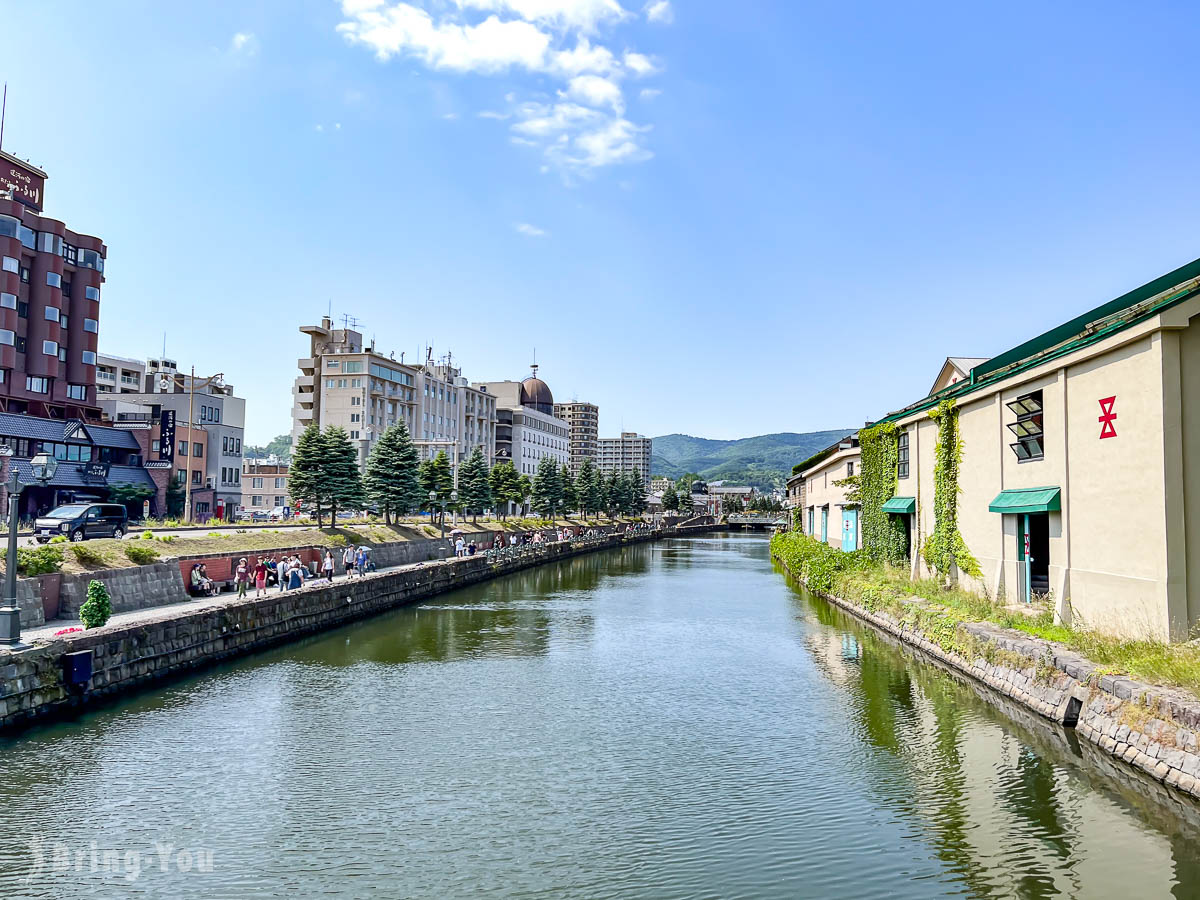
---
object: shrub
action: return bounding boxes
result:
[124,543,160,565]
[70,544,109,568]
[79,579,113,629]
[155,535,176,544]
[49,535,67,544]
[142,529,155,540]
[16,544,65,575]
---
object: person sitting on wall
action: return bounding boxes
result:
[198,564,216,596]
[189,563,205,597]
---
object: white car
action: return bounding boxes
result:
[269,506,292,521]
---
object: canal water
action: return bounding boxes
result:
[1,533,1198,898]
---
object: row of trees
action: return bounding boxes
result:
[289,421,649,527]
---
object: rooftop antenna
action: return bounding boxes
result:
[531,347,538,378]
[0,83,6,152]
[340,313,359,330]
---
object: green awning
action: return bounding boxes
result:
[988,487,1061,514]
[881,496,915,514]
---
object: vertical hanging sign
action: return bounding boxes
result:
[159,410,176,462]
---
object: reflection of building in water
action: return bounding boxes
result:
[795,603,1192,895]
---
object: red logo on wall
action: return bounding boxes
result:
[1098,396,1117,439]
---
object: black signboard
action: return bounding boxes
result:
[159,410,176,463]
[83,462,110,482]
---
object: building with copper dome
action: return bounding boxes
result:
[474,365,569,478]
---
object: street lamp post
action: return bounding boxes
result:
[0,451,58,646]
[160,367,224,524]
[427,489,459,540]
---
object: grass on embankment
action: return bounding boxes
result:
[771,531,1200,698]
[25,516,637,577]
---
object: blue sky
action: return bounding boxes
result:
[5,1,1200,444]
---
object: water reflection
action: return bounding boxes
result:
[784,562,1200,898]
[0,535,1197,898]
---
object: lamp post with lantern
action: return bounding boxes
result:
[0,451,58,645]
[427,489,458,541]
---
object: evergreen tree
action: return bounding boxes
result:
[392,422,424,516]
[459,447,493,523]
[575,458,598,516]
[560,464,578,515]
[289,424,328,527]
[489,462,519,519]
[419,451,454,526]
[661,481,680,514]
[626,468,647,516]
[364,425,402,523]
[530,456,563,518]
[604,471,621,518]
[322,427,365,525]
[517,474,532,516]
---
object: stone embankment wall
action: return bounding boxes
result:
[0,526,714,732]
[18,528,622,628]
[773,555,1200,802]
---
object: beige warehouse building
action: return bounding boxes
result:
[796,435,860,549]
[868,257,1200,641]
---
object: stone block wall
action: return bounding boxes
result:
[0,525,715,732]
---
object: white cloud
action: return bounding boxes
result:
[622,50,658,77]
[336,0,662,173]
[442,112,459,119]
[229,32,259,56]
[515,222,548,236]
[457,0,627,32]
[566,74,623,112]
[639,87,661,101]
[644,1,672,24]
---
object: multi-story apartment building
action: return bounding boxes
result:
[475,368,569,478]
[553,400,599,477]
[96,353,145,394]
[292,319,494,474]
[597,432,653,489]
[0,149,105,421]
[241,459,290,512]
[650,477,675,494]
[99,357,246,521]
[416,357,495,465]
[293,319,419,469]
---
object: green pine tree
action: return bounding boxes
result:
[489,462,517,520]
[604,471,621,518]
[661,481,680,514]
[626,468,647,515]
[322,427,365,526]
[289,424,328,527]
[531,456,563,518]
[364,425,402,523]
[560,464,577,515]
[419,451,454,526]
[459,447,493,523]
[575,458,597,516]
[517,474,532,517]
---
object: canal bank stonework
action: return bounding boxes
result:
[772,553,1200,802]
[0,526,715,732]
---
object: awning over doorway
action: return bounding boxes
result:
[988,487,1061,515]
[881,496,915,514]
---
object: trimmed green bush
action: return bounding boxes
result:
[79,579,112,629]
[124,543,160,565]
[70,544,109,568]
[16,544,65,575]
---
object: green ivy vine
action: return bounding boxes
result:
[857,422,907,565]
[922,399,981,581]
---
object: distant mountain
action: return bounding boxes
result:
[651,430,853,491]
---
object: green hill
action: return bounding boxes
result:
[651,430,853,491]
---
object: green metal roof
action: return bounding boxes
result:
[881,496,915,514]
[988,487,1061,515]
[869,255,1200,427]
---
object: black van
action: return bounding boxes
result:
[34,503,129,543]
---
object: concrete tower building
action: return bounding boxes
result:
[553,400,599,478]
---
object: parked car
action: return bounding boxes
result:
[237,509,270,522]
[269,506,292,521]
[34,503,129,543]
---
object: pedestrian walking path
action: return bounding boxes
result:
[21,557,442,644]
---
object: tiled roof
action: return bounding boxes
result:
[11,460,154,490]
[0,414,139,449]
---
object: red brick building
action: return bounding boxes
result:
[0,149,105,421]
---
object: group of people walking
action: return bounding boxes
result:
[226,546,377,598]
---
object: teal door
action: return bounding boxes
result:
[842,508,858,551]
[820,507,828,542]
